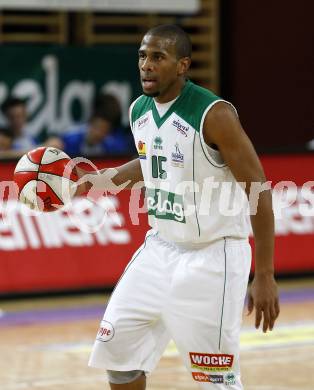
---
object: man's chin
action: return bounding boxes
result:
[142,89,160,98]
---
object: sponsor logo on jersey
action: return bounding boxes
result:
[189,353,234,372]
[171,143,184,168]
[153,136,163,150]
[146,187,186,223]
[138,141,147,159]
[225,372,236,385]
[192,372,224,383]
[172,118,189,137]
[138,114,149,129]
[96,320,115,342]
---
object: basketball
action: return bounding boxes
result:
[13,146,78,212]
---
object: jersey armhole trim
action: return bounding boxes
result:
[199,99,238,168]
[129,96,143,132]
[192,131,201,237]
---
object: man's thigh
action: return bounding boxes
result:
[164,238,251,389]
[89,232,171,373]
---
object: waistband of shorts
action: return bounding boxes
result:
[149,230,249,251]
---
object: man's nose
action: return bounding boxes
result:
[141,57,153,72]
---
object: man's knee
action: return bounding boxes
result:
[107,370,145,385]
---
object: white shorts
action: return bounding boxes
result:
[89,231,251,389]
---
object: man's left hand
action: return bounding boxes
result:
[247,274,280,332]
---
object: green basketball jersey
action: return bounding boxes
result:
[130,80,249,245]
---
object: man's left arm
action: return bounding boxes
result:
[203,102,280,333]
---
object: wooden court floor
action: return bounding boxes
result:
[0,278,313,390]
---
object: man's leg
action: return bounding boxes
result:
[89,233,170,386]
[109,371,146,389]
[164,239,251,389]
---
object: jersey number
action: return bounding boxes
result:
[152,155,167,179]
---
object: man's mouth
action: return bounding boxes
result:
[142,78,157,89]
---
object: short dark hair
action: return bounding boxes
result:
[145,24,192,59]
[91,93,122,127]
[1,97,26,114]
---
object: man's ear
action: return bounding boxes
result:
[177,57,191,76]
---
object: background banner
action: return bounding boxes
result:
[0,154,314,294]
[0,46,141,139]
[0,0,200,13]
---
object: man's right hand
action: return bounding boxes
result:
[71,158,143,197]
[73,166,91,196]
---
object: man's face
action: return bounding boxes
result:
[138,34,181,99]
[5,105,27,134]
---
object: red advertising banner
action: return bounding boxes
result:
[0,158,149,293]
[257,154,314,274]
[0,154,313,294]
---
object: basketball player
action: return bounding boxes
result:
[76,25,279,389]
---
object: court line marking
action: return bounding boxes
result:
[1,285,313,326]
[243,350,314,365]
[3,365,314,390]
[247,387,314,390]
[0,369,191,390]
[1,374,107,389]
[14,322,314,357]
[247,388,297,390]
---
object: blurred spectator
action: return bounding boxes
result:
[1,97,36,151]
[60,94,133,157]
[0,127,13,151]
[0,97,39,158]
[0,93,133,159]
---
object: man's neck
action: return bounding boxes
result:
[154,78,186,104]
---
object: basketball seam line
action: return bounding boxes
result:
[26,153,38,166]
[39,170,73,182]
[21,152,40,203]
[37,147,48,181]
[39,152,74,205]
[40,157,69,165]
[15,170,37,173]
[37,179,64,206]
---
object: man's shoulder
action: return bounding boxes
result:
[186,81,221,107]
[130,95,153,124]
[174,81,222,131]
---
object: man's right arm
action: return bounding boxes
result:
[75,158,143,195]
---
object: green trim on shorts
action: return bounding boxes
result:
[109,232,157,301]
[219,237,227,350]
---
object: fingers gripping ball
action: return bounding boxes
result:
[14,147,78,212]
